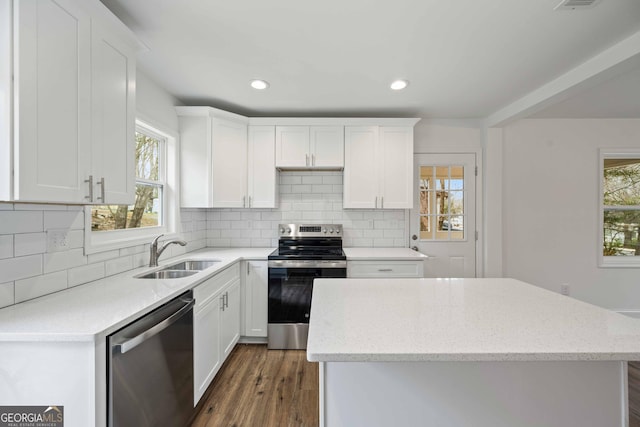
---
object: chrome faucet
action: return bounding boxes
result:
[149,234,187,267]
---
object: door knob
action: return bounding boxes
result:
[411,235,418,240]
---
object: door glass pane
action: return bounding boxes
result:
[136,131,160,180]
[419,164,465,241]
[603,209,640,256]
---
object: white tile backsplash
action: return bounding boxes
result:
[206,171,408,248]
[0,172,407,307]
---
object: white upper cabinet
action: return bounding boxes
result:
[0,0,137,204]
[343,125,415,209]
[91,21,136,205]
[275,125,344,169]
[248,126,277,208]
[211,117,248,208]
[178,107,277,208]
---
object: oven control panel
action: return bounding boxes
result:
[278,223,343,238]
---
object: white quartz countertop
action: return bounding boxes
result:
[343,247,427,260]
[0,247,273,343]
[307,278,640,362]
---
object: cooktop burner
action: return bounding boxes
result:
[268,223,345,261]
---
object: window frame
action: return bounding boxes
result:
[84,118,181,254]
[598,148,640,268]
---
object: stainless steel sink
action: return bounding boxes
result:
[137,270,198,279]
[165,260,220,271]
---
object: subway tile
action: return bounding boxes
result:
[68,263,105,287]
[207,229,221,238]
[195,220,207,231]
[323,175,342,185]
[312,184,333,193]
[119,244,145,256]
[132,252,148,268]
[87,249,120,264]
[0,282,14,308]
[220,212,238,221]
[181,221,193,232]
[206,211,220,221]
[363,229,384,238]
[322,193,341,201]
[383,210,407,220]
[280,193,301,201]
[15,232,46,256]
[353,220,374,229]
[44,211,84,230]
[279,184,293,194]
[241,212,261,220]
[15,271,68,303]
[229,239,250,247]
[43,248,86,273]
[0,235,13,259]
[231,221,250,230]
[291,184,311,193]
[0,211,43,234]
[302,211,323,220]
[208,238,231,247]
[67,230,84,249]
[280,175,301,185]
[352,238,373,247]
[302,176,323,184]
[250,238,270,247]
[373,238,395,247]
[293,202,313,211]
[105,256,133,277]
[0,255,42,282]
[383,229,404,238]
[261,211,282,221]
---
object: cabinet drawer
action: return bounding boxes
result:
[347,261,423,278]
[194,263,240,309]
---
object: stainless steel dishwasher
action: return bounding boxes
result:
[108,290,195,427]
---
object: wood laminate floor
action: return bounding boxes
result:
[191,344,319,427]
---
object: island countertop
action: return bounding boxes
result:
[307,277,640,362]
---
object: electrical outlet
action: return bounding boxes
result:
[47,229,69,252]
[560,283,570,296]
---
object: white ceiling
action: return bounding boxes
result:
[100,0,640,120]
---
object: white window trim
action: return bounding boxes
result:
[598,148,640,268]
[84,116,182,255]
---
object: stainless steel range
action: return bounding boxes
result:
[267,224,346,349]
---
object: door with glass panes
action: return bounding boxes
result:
[410,154,476,278]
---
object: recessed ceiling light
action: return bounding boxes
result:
[390,79,409,90]
[250,79,270,90]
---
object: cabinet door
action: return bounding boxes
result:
[248,126,277,208]
[178,115,213,207]
[310,126,344,168]
[194,296,222,404]
[379,127,414,209]
[91,23,136,205]
[14,0,91,202]
[212,118,247,207]
[275,126,309,167]
[343,126,378,209]
[244,261,268,337]
[221,279,241,359]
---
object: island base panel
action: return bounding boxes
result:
[320,360,626,427]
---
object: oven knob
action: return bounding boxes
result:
[322,228,327,233]
[280,228,285,233]
[285,228,291,234]
[336,228,340,234]
[329,228,334,234]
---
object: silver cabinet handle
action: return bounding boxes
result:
[378,268,393,272]
[224,292,229,309]
[242,196,246,208]
[85,175,94,201]
[220,294,225,310]
[97,177,105,202]
[247,262,250,275]
[375,196,378,208]
[381,196,384,208]
[115,298,195,354]
[248,196,252,207]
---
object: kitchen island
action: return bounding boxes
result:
[307,278,640,427]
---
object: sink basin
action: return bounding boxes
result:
[137,270,198,279]
[165,260,220,271]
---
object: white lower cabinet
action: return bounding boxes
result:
[220,279,241,359]
[243,260,268,338]
[347,260,424,278]
[193,264,241,405]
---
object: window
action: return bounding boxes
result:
[85,119,178,253]
[419,165,465,241]
[600,150,640,266]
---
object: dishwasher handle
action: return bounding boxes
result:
[115,297,195,354]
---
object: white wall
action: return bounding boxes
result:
[499,118,640,311]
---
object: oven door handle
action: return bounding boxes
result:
[268,260,347,269]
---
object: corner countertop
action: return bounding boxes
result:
[343,247,427,260]
[307,277,640,362]
[0,248,273,343]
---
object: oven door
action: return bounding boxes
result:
[267,260,346,349]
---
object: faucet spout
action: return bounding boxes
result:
[149,235,188,267]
